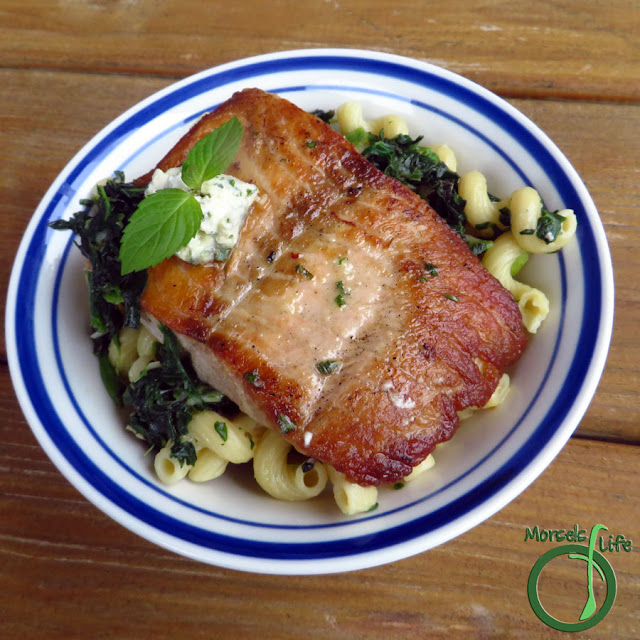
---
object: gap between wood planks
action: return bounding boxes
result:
[1,63,639,106]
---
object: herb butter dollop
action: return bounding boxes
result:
[145,167,258,265]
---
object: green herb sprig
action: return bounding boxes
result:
[119,117,243,274]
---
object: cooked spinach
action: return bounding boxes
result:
[310,108,335,124]
[50,173,230,466]
[536,207,566,244]
[49,172,147,356]
[464,235,494,256]
[359,133,468,238]
[123,324,229,465]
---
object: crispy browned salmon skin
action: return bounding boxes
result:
[139,88,526,485]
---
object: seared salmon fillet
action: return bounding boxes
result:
[139,88,526,485]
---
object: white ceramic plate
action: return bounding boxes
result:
[6,49,613,575]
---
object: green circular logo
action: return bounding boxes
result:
[527,543,617,632]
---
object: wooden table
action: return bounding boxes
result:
[1,2,638,638]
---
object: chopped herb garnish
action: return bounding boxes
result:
[214,420,228,442]
[520,229,536,235]
[393,482,405,490]
[316,360,342,375]
[510,251,529,277]
[214,246,232,262]
[277,413,296,434]
[102,284,124,305]
[295,264,314,280]
[306,140,318,149]
[335,280,350,307]
[499,207,511,227]
[443,293,460,302]
[337,256,348,266]
[244,369,265,388]
[199,389,225,404]
[366,502,379,512]
[424,262,439,277]
[345,127,370,148]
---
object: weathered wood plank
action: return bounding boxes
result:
[0,0,638,101]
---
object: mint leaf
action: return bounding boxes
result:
[119,189,202,274]
[181,117,243,191]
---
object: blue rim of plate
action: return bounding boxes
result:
[7,50,613,572]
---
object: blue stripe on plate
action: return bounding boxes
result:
[12,53,604,561]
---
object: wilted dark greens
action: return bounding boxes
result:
[351,130,468,239]
[123,325,228,467]
[49,173,230,467]
[49,172,147,356]
[310,108,335,124]
[535,207,566,244]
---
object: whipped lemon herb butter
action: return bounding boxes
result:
[145,167,258,265]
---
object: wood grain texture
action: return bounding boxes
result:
[0,0,638,101]
[1,2,638,637]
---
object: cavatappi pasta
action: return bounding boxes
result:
[482,232,550,333]
[109,306,515,515]
[253,430,328,501]
[337,100,410,145]
[508,187,577,253]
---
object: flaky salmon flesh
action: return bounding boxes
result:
[138,88,526,486]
